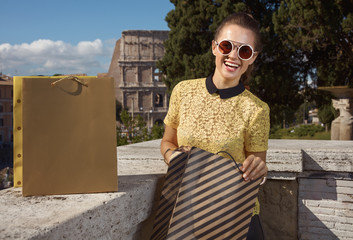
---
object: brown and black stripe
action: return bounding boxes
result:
[151,147,261,240]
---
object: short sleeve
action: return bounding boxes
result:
[245,104,270,152]
[164,83,181,129]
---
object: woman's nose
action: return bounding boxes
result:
[228,46,239,59]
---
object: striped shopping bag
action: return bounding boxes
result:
[151,147,262,240]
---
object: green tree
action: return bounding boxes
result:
[159,0,303,126]
[294,100,315,124]
[158,0,217,92]
[151,123,165,139]
[272,0,353,87]
[131,115,149,143]
[116,126,129,146]
[318,104,336,132]
[117,109,153,145]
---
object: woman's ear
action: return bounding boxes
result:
[248,52,259,65]
[212,40,217,56]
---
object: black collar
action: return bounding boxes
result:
[206,73,245,99]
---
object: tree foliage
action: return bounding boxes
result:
[272,0,353,125]
[158,0,217,91]
[159,0,353,127]
[159,0,304,126]
[117,109,164,146]
[273,0,353,87]
[318,104,336,132]
[294,100,315,124]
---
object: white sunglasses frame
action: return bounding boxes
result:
[215,39,256,61]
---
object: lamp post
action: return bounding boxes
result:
[131,97,134,119]
[147,108,153,132]
[303,99,307,124]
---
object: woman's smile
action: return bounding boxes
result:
[224,59,240,72]
[212,24,257,89]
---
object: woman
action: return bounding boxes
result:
[160,12,270,240]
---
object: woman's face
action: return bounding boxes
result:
[212,24,258,86]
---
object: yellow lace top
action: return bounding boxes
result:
[164,77,270,215]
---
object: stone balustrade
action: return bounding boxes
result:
[0,139,352,240]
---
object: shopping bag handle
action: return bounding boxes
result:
[216,151,243,173]
[51,75,88,87]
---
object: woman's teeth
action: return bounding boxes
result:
[225,62,239,68]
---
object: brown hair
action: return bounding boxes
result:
[214,13,262,88]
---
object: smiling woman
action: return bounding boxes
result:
[160,12,269,240]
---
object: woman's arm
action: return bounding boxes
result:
[241,151,268,182]
[160,125,179,165]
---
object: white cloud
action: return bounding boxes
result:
[77,39,103,55]
[0,39,115,76]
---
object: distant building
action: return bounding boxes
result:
[308,108,320,124]
[105,30,169,128]
[0,73,13,169]
[0,73,13,146]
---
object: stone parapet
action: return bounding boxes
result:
[0,175,163,240]
[0,139,352,240]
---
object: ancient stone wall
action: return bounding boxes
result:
[258,180,298,240]
[107,30,169,127]
[297,147,353,240]
[299,178,353,240]
[258,140,353,240]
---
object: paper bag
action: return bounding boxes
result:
[13,76,118,196]
[151,147,261,240]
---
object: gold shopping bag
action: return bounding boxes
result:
[13,76,117,196]
[151,147,262,240]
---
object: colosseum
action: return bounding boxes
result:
[104,30,169,128]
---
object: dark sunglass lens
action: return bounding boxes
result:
[219,41,232,54]
[239,45,252,59]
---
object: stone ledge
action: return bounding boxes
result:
[1,139,352,239]
[268,139,353,175]
[302,149,353,172]
[0,174,165,240]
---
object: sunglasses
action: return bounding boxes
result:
[215,40,255,61]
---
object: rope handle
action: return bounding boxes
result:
[217,150,267,185]
[51,75,88,87]
[172,148,243,174]
[216,150,243,173]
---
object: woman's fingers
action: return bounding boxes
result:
[178,145,192,152]
[242,155,267,181]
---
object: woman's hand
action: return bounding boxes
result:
[163,145,192,165]
[241,151,267,182]
[161,125,179,165]
[177,146,192,152]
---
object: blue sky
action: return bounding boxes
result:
[0,0,174,76]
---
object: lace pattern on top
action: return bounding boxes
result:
[164,78,270,215]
